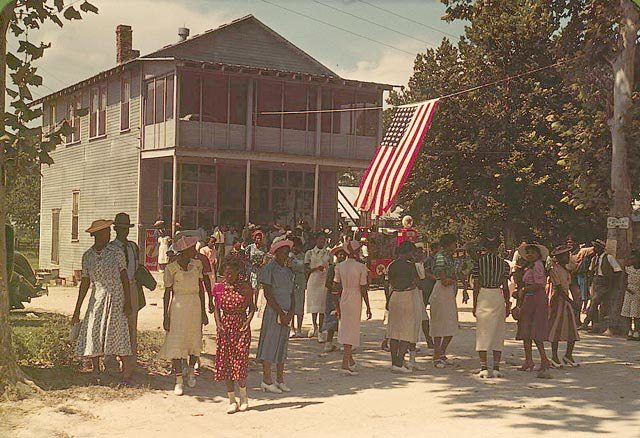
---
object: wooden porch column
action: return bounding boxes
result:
[171,154,178,237]
[245,160,251,225]
[313,164,320,229]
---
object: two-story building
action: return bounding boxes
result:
[36,15,391,279]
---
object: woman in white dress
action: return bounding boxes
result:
[305,232,331,341]
[72,219,134,384]
[333,241,372,376]
[160,236,209,396]
[157,224,171,271]
[623,250,640,341]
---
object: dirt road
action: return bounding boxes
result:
[5,286,640,438]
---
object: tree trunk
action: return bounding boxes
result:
[605,0,639,335]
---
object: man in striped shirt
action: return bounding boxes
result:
[472,237,511,378]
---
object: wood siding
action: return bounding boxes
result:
[319,171,337,229]
[39,67,142,279]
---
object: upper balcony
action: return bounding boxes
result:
[143,68,383,162]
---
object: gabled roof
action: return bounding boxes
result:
[143,15,337,77]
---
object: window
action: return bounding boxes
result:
[283,83,306,130]
[145,80,155,126]
[229,78,247,125]
[90,85,107,138]
[162,163,216,229]
[155,77,166,123]
[321,89,332,133]
[65,96,80,144]
[333,89,355,134]
[51,209,60,264]
[71,191,79,242]
[256,80,282,128]
[355,92,379,137]
[48,104,56,132]
[203,73,228,123]
[179,71,201,119]
[121,76,130,131]
[307,87,318,132]
[166,75,174,120]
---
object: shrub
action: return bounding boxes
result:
[12,313,81,369]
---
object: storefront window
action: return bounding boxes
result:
[163,162,216,229]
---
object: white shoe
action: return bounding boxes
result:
[174,383,184,396]
[227,401,239,414]
[318,332,327,343]
[276,381,292,393]
[187,369,197,388]
[340,368,359,376]
[308,328,316,338]
[492,369,504,378]
[478,369,493,378]
[392,365,412,374]
[238,400,249,412]
[350,362,359,371]
[324,342,336,353]
[260,381,283,394]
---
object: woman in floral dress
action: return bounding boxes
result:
[72,219,134,384]
[215,259,256,413]
[622,250,640,341]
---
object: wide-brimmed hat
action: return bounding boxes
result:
[153,219,165,228]
[551,244,572,257]
[86,219,113,235]
[113,212,134,228]
[330,245,348,256]
[174,236,199,252]
[270,239,293,255]
[252,229,265,239]
[592,239,606,249]
[517,243,550,261]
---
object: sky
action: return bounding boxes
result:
[13,0,466,101]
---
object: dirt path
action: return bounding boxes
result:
[4,287,640,438]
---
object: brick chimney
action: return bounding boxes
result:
[116,25,140,65]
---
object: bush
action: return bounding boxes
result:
[12,313,81,369]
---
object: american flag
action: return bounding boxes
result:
[355,99,439,216]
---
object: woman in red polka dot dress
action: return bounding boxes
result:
[214,258,255,413]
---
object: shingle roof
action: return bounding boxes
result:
[143,15,338,77]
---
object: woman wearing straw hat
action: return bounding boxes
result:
[547,245,580,368]
[160,235,209,396]
[72,219,134,384]
[256,239,296,394]
[514,243,551,378]
[333,240,372,376]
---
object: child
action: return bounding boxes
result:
[159,236,209,396]
[214,259,255,413]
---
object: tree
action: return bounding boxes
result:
[6,168,40,239]
[391,1,602,246]
[0,0,97,399]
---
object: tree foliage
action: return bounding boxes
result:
[6,168,40,237]
[390,0,638,246]
[0,0,97,399]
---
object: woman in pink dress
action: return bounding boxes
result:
[214,258,255,413]
[514,243,551,378]
[333,241,372,376]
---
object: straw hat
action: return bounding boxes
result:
[517,243,550,261]
[174,236,199,252]
[252,229,265,239]
[153,219,165,228]
[270,239,293,255]
[85,219,113,234]
[330,245,347,256]
[592,239,606,249]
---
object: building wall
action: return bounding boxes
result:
[39,66,143,279]
[319,171,337,230]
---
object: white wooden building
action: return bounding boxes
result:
[36,15,391,279]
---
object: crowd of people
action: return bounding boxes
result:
[69,213,640,414]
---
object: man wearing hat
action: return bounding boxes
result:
[110,212,144,359]
[580,239,623,331]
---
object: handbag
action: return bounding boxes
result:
[135,264,157,292]
[511,306,521,321]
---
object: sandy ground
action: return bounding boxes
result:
[4,285,640,438]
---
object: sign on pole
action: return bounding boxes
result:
[607,216,630,230]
